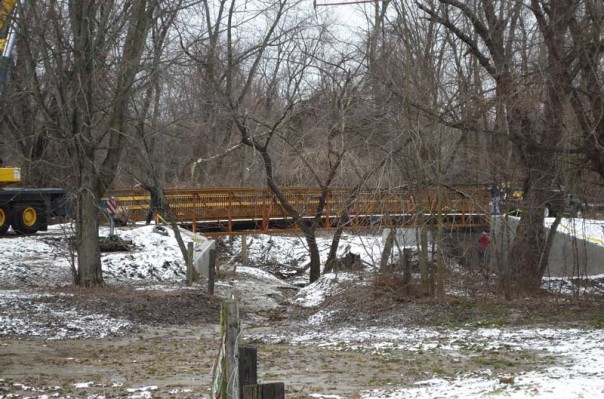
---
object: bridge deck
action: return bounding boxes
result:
[105,186,490,236]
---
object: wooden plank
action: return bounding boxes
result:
[238,346,258,399]
[186,241,193,285]
[262,383,284,399]
[241,236,249,265]
[242,383,284,399]
[243,385,258,399]
[223,299,239,399]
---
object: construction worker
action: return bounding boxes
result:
[477,231,490,265]
[135,181,164,225]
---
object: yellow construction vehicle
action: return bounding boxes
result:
[1,157,68,235]
[0,0,68,235]
[0,165,20,185]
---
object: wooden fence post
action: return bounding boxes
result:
[220,298,240,399]
[239,346,258,399]
[242,383,285,399]
[241,236,249,265]
[208,249,216,295]
[186,241,194,285]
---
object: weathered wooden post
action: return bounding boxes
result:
[208,249,216,295]
[241,236,249,265]
[220,298,240,399]
[186,241,194,285]
[239,346,258,399]
[242,383,285,399]
[239,346,284,399]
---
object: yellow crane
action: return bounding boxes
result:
[0,0,22,189]
[0,0,18,53]
[0,0,69,236]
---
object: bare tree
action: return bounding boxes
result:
[182,0,384,282]
[17,0,173,286]
[360,0,458,296]
[566,2,604,179]
[415,0,581,293]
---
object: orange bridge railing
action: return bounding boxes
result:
[104,186,490,236]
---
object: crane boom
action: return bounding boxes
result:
[0,0,70,237]
[0,0,20,186]
[0,0,18,57]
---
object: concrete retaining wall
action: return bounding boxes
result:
[385,217,604,277]
[489,217,604,277]
[178,228,215,278]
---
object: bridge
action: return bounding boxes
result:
[105,186,490,236]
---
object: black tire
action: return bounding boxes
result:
[0,204,11,235]
[12,204,41,235]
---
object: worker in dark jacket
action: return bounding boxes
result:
[135,181,164,225]
[489,185,502,215]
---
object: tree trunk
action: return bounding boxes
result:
[380,227,395,270]
[508,175,550,291]
[401,247,412,285]
[507,0,573,293]
[435,192,445,299]
[412,156,430,292]
[324,221,346,274]
[325,209,355,273]
[302,228,321,283]
[75,188,103,287]
[418,225,430,291]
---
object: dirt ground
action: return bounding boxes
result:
[2,270,604,399]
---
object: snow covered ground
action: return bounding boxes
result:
[251,324,604,399]
[2,221,604,398]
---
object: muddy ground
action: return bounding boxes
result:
[2,269,604,399]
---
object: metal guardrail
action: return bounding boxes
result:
[104,186,490,236]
